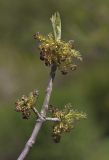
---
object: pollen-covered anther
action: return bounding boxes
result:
[15,90,39,119]
[49,104,86,142]
[34,31,82,75]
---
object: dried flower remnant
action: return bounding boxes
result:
[49,104,86,142]
[34,12,82,75]
[15,90,39,119]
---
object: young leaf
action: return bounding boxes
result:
[50,12,61,41]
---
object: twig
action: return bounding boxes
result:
[32,107,44,120]
[32,107,60,122]
[17,64,57,160]
[46,117,60,122]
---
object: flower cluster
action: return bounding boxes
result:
[49,104,86,143]
[34,32,82,75]
[34,12,82,75]
[15,90,39,119]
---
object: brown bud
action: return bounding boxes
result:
[61,70,68,75]
[68,40,74,49]
[33,90,39,97]
[33,32,39,39]
[40,51,45,61]
[52,134,61,143]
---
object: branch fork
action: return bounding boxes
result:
[17,65,57,160]
[32,107,60,122]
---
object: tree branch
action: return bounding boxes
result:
[17,64,57,160]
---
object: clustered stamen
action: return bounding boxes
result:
[49,104,86,142]
[34,32,82,75]
[15,90,39,119]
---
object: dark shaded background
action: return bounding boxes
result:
[0,0,109,159]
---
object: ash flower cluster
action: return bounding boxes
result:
[15,90,39,119]
[49,104,86,142]
[34,12,82,75]
[34,32,82,75]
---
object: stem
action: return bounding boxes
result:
[32,107,44,120]
[17,64,57,160]
[46,117,60,122]
[32,108,60,122]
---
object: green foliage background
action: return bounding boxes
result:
[0,0,109,159]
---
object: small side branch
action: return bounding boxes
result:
[32,107,44,120]
[32,107,60,122]
[46,117,60,122]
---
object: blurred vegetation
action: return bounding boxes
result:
[0,0,109,159]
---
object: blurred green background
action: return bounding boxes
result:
[0,0,109,159]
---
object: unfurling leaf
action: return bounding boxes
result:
[50,12,61,41]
